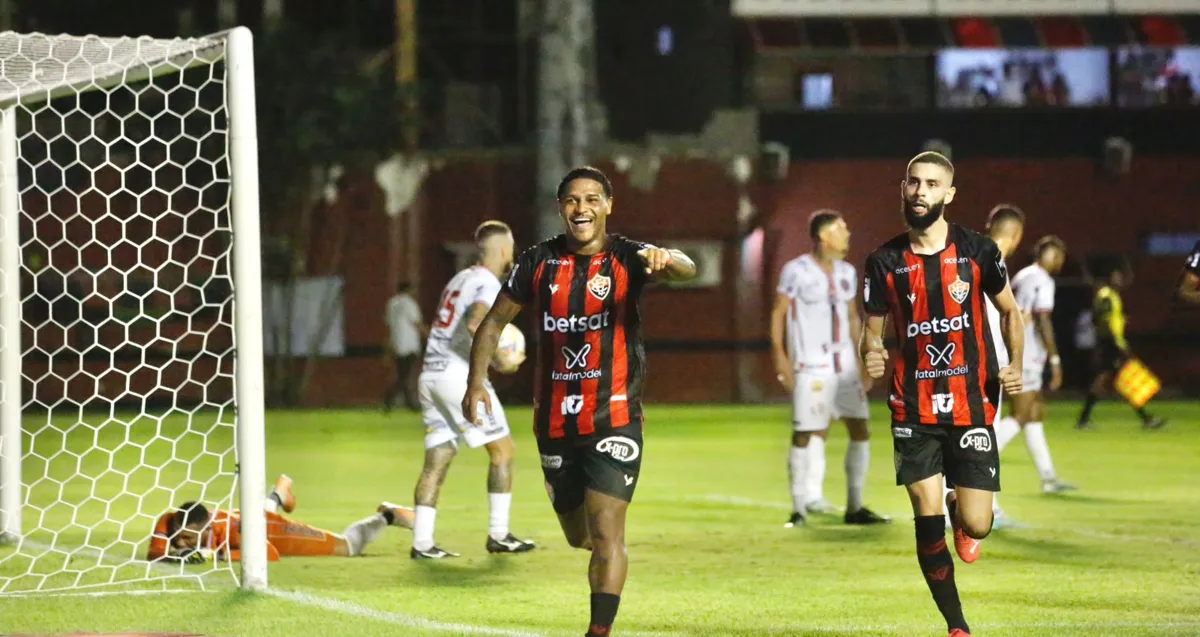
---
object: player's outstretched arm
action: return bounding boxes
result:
[638,246,697,281]
[860,314,888,380]
[463,294,523,424]
[990,283,1025,395]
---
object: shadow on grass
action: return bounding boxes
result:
[406,552,521,588]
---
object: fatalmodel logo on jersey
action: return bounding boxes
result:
[544,311,611,333]
[906,313,971,337]
[595,436,640,462]
[552,344,602,381]
[916,342,969,379]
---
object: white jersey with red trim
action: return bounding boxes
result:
[422,265,501,374]
[776,254,858,374]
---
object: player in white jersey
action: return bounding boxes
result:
[980,205,1026,527]
[771,210,888,527]
[1008,236,1076,494]
[409,221,536,559]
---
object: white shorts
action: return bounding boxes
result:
[1021,357,1045,394]
[419,371,510,450]
[791,369,869,432]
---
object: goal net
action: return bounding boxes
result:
[0,28,267,595]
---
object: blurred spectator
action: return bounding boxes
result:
[1117,47,1199,107]
[1050,72,1070,105]
[1024,63,1048,106]
[997,61,1025,106]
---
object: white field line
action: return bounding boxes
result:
[7,536,1198,635]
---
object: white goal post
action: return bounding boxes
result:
[0,26,267,593]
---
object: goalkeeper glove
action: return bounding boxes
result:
[169,548,211,564]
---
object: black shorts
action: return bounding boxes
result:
[538,433,643,515]
[1092,339,1126,377]
[892,423,1000,492]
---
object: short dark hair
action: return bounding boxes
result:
[474,220,512,245]
[1034,234,1066,258]
[808,209,843,242]
[556,166,613,199]
[167,501,209,538]
[986,204,1025,228]
[907,151,954,178]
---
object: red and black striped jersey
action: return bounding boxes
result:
[502,234,648,440]
[863,224,1010,427]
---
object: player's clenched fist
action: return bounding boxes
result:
[863,348,888,379]
[998,366,1023,395]
[637,247,674,274]
[461,384,493,427]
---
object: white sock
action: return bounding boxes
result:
[845,441,869,512]
[263,493,278,514]
[995,416,1021,452]
[806,436,827,505]
[413,505,437,551]
[488,493,512,541]
[787,446,808,514]
[345,514,389,556]
[1023,422,1057,481]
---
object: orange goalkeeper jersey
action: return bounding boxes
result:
[147,509,281,562]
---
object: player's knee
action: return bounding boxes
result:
[791,431,812,447]
[846,420,870,441]
[488,445,514,466]
[961,512,993,540]
[566,533,593,551]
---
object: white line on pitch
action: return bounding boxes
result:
[265,589,544,637]
[267,589,682,637]
[9,540,680,637]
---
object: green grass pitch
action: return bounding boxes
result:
[0,401,1198,636]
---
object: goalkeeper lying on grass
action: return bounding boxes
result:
[147,474,414,563]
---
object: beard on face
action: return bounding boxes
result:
[903,198,945,230]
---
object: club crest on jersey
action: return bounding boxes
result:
[588,274,611,300]
[947,276,970,305]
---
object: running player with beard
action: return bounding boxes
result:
[771,210,888,527]
[861,151,1024,637]
[409,220,536,559]
[1174,240,1200,306]
[463,166,696,637]
[1006,236,1077,494]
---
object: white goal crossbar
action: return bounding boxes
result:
[0,26,267,593]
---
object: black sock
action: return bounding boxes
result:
[1079,391,1098,424]
[379,509,395,525]
[915,515,969,634]
[587,593,620,636]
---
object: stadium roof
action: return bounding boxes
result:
[742,14,1200,52]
